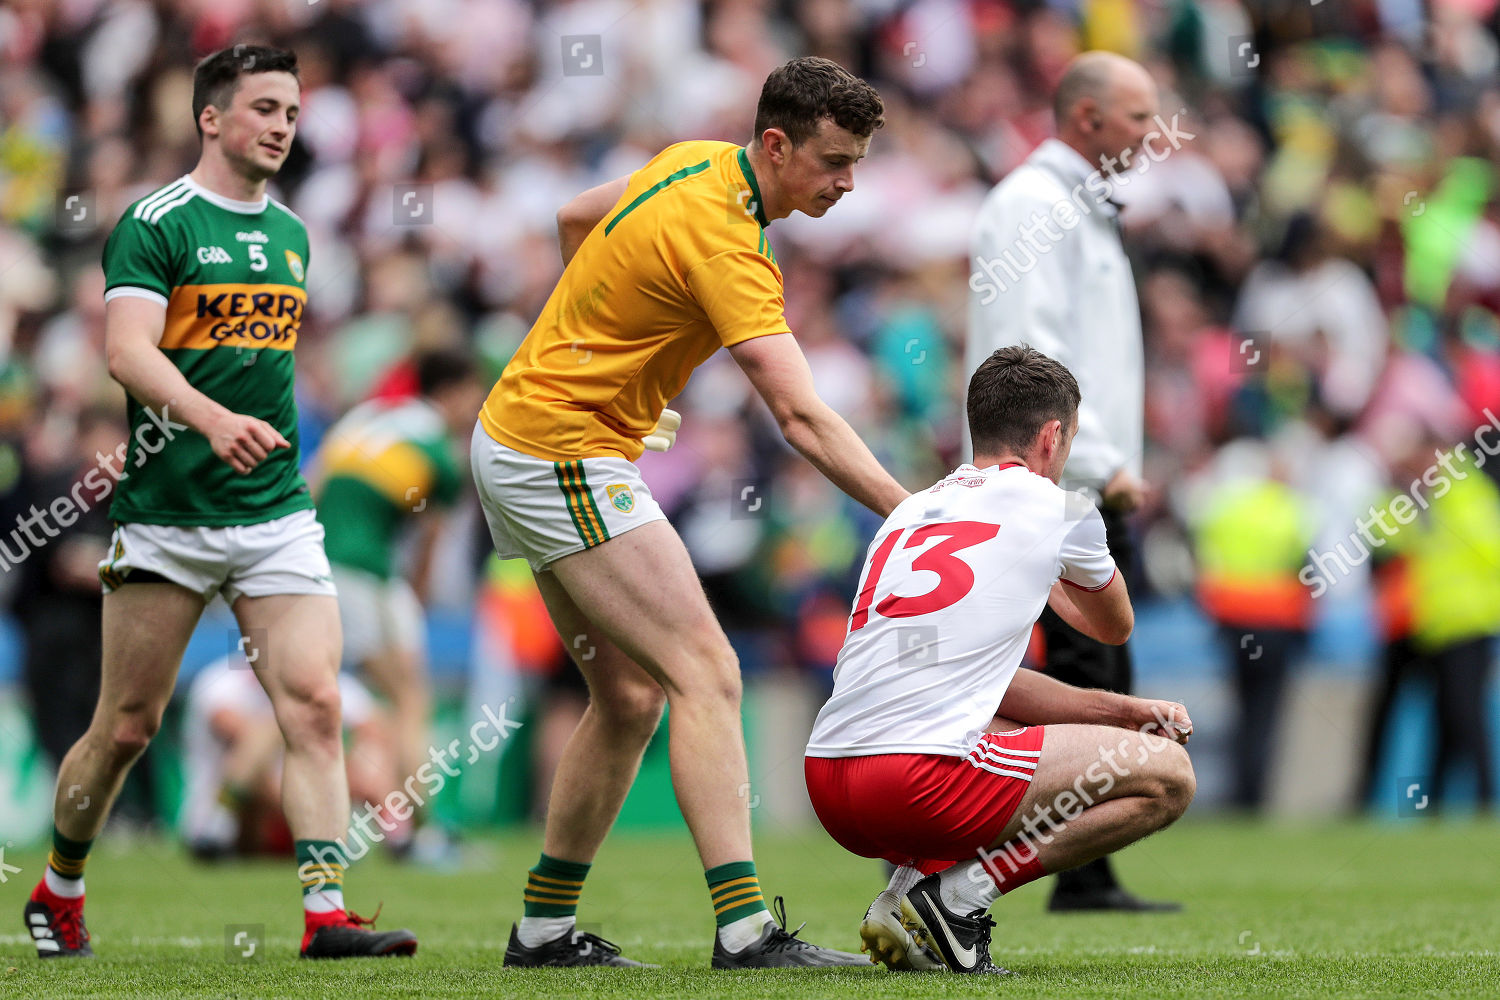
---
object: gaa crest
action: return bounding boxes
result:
[607,483,634,514]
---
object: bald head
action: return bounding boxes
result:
[1054,51,1159,166]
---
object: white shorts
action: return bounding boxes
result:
[332,564,426,667]
[470,424,666,572]
[98,508,337,603]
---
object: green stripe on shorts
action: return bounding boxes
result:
[573,463,611,544]
[554,462,599,547]
[553,462,594,546]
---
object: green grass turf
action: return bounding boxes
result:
[2,818,1496,998]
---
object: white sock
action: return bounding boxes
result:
[303,888,345,914]
[938,860,999,915]
[44,868,84,899]
[717,909,774,953]
[517,915,575,948]
[886,864,921,897]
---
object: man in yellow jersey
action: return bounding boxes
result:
[473,57,909,968]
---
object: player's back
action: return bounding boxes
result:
[806,463,1116,759]
[315,396,461,578]
[479,140,790,463]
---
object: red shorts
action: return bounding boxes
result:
[805,727,1046,870]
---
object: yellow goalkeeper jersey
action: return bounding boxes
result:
[479,140,790,462]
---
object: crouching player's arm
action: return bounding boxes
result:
[1046,573,1132,646]
[105,297,288,474]
[996,668,1193,744]
[730,333,910,518]
[998,575,1191,741]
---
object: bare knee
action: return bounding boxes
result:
[277,679,343,750]
[593,678,667,743]
[101,708,162,762]
[661,640,741,707]
[1148,743,1196,823]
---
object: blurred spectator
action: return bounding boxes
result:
[1189,440,1317,810]
[1367,429,1500,810]
[9,406,119,772]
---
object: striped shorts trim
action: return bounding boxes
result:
[472,425,665,572]
[553,460,612,547]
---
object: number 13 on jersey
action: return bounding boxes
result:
[848,520,1001,632]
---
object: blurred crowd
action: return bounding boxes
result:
[2,0,1499,820]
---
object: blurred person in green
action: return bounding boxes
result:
[1190,441,1317,810]
[310,348,484,856]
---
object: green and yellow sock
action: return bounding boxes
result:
[522,853,590,918]
[706,861,767,927]
[43,827,92,898]
[296,839,346,914]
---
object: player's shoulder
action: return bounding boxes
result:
[920,463,1076,517]
[115,177,196,232]
[267,195,308,232]
[644,139,737,174]
[390,396,446,437]
[338,396,442,438]
[619,140,767,257]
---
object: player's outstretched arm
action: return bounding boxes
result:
[1046,573,1133,645]
[729,333,909,518]
[105,296,288,475]
[557,175,629,266]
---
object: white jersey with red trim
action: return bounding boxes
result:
[806,463,1117,759]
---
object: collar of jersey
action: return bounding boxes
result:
[180,174,268,214]
[960,461,1047,480]
[736,147,769,228]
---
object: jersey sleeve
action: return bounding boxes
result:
[101,213,177,305]
[685,249,793,348]
[1058,505,1117,591]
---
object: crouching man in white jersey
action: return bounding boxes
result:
[804,346,1195,975]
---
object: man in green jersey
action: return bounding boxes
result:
[312,348,483,855]
[24,45,417,960]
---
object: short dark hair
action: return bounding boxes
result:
[752,57,884,147]
[967,345,1081,455]
[415,348,477,397]
[192,45,299,138]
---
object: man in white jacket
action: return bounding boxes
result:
[965,50,1177,912]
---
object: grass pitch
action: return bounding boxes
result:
[2,818,1495,998]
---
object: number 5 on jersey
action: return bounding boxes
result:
[848,520,1001,632]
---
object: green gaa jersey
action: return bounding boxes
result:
[315,397,463,579]
[102,175,313,526]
